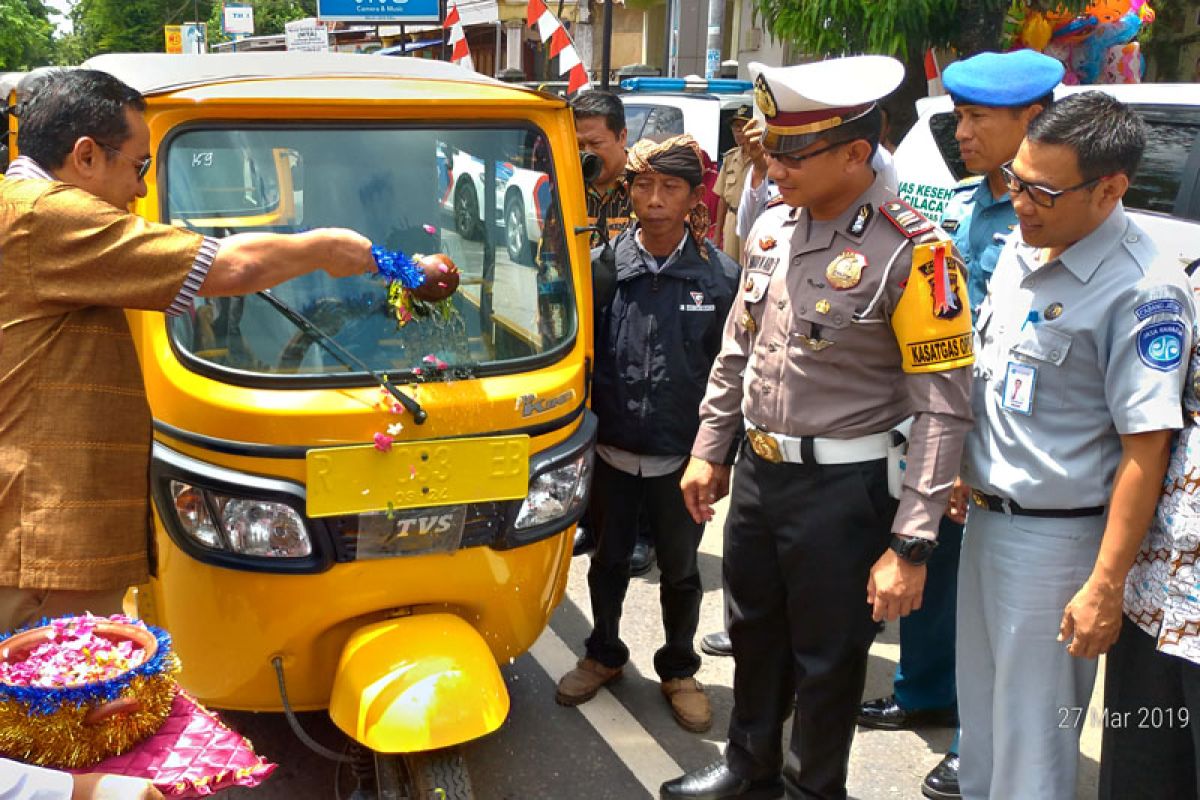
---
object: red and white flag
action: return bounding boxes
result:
[445,1,474,72]
[526,0,591,94]
[924,49,945,97]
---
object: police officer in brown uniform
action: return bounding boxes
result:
[664,56,975,800]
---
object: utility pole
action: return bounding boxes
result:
[600,0,613,89]
[704,0,725,79]
[661,0,672,77]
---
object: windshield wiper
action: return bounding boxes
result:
[256,289,427,424]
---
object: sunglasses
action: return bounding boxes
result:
[96,141,152,181]
[768,140,848,169]
[999,161,1104,209]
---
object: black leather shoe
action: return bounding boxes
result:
[660,761,783,800]
[630,539,655,576]
[921,753,960,799]
[700,630,732,657]
[857,695,957,730]
[572,525,595,557]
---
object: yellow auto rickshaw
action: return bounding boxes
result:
[20,53,595,798]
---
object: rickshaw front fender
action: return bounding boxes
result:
[327,613,510,753]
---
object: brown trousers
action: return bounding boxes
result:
[0,586,127,633]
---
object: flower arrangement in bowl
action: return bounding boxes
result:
[0,614,180,768]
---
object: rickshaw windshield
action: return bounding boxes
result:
[163,124,575,380]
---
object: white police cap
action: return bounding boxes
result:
[749,55,905,154]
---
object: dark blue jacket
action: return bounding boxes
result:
[591,226,739,457]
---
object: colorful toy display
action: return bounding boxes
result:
[1009,1,1155,85]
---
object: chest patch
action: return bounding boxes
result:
[681,291,716,312]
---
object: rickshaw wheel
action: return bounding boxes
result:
[375,748,475,800]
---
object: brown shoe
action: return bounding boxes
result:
[661,677,712,733]
[555,658,622,706]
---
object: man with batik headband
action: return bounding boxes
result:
[665,56,973,800]
[555,135,739,734]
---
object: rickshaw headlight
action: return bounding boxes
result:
[513,450,592,530]
[170,481,222,549]
[220,498,312,558]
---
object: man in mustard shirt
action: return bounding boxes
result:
[0,69,375,632]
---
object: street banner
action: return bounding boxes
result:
[223,3,254,35]
[164,26,182,54]
[285,18,330,52]
[317,0,440,23]
[181,23,206,54]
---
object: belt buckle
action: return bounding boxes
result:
[971,490,987,509]
[747,428,784,463]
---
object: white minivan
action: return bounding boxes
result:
[893,83,1200,273]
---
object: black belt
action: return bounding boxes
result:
[970,490,1105,518]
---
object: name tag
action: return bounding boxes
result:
[1002,361,1037,415]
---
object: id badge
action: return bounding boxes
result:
[1002,361,1037,415]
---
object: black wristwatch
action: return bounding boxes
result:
[889,535,937,566]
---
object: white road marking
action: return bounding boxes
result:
[530,626,683,798]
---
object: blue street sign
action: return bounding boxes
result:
[317,0,441,23]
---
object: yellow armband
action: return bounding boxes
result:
[891,240,974,373]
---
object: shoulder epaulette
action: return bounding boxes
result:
[880,198,934,239]
[765,195,787,209]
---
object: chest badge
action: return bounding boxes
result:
[1044,302,1064,320]
[801,337,834,351]
[848,204,872,236]
[815,298,831,315]
[741,310,757,334]
[826,250,868,290]
[758,236,777,251]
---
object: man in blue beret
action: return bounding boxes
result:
[856,49,1062,800]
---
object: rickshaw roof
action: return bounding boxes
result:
[81,53,516,99]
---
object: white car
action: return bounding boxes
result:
[437,143,549,264]
[619,78,754,164]
[893,83,1200,274]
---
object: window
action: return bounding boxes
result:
[1125,109,1200,217]
[164,125,576,380]
[621,103,685,144]
[928,104,1200,219]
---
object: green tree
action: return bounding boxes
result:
[750,0,1085,138]
[71,0,217,58]
[0,0,54,71]
[1141,0,1200,82]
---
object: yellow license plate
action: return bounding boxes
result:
[305,435,530,518]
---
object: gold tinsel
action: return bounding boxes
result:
[0,655,180,769]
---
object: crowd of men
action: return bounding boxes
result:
[3,48,1200,800]
[568,50,1200,800]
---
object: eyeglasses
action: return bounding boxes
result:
[999,161,1104,209]
[96,141,152,181]
[768,140,847,169]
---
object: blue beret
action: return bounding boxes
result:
[943,50,1064,108]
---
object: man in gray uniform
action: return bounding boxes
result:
[957,91,1195,800]
[661,56,974,800]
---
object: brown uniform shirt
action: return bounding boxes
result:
[692,174,973,540]
[0,177,208,590]
[715,147,750,261]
